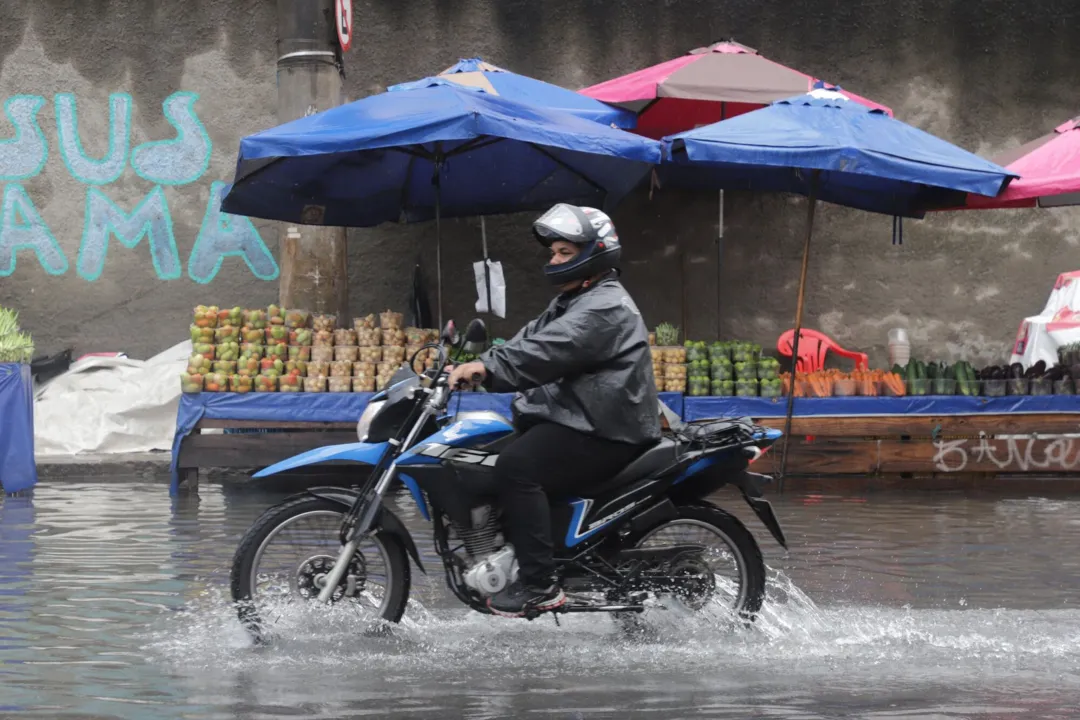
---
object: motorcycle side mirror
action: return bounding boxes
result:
[462,318,488,355]
[441,320,459,347]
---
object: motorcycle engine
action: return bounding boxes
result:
[462,545,519,596]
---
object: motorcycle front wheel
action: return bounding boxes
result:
[230,496,411,637]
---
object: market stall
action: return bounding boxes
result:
[171,301,1080,494]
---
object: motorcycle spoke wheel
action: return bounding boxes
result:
[251,510,392,615]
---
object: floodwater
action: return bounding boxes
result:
[2,479,1080,719]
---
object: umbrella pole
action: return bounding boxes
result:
[778,171,821,492]
[435,174,443,329]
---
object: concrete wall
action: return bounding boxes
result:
[2,0,1079,366]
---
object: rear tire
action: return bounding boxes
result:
[230,496,411,638]
[620,502,766,624]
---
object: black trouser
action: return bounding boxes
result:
[494,422,645,586]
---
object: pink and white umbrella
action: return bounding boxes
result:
[967,115,1080,208]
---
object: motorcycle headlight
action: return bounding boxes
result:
[356,401,385,441]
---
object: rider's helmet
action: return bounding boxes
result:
[532,203,621,286]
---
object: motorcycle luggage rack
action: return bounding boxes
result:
[677,416,757,450]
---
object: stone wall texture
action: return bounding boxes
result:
[1,0,1078,366]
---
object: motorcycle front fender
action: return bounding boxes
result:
[305,486,425,574]
[252,441,390,478]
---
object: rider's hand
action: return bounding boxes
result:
[448,361,487,389]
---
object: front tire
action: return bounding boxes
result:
[230,496,411,637]
[622,502,766,623]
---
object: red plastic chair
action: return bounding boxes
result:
[777,329,869,373]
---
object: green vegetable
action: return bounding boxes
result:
[0,307,34,363]
[655,322,679,346]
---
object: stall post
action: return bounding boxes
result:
[275,0,349,321]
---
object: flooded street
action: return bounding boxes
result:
[2,479,1080,719]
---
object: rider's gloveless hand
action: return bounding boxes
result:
[448,361,487,388]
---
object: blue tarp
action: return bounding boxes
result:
[388,58,636,129]
[220,83,661,227]
[169,391,1078,493]
[661,89,1017,218]
[169,391,684,493]
[0,364,36,494]
[682,395,1080,421]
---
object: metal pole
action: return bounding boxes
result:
[481,217,492,313]
[778,170,821,491]
[276,0,349,320]
[716,189,724,340]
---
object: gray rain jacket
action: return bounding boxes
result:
[480,277,662,446]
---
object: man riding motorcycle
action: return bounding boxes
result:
[448,203,661,617]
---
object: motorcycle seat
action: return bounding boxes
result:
[584,437,679,498]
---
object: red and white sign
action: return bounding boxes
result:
[335,0,353,52]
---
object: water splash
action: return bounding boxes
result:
[144,565,1080,687]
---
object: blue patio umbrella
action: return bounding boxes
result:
[388,57,635,129]
[222,82,660,323]
[659,87,1017,481]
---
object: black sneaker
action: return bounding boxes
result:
[487,580,566,618]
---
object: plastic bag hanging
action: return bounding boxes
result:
[474,259,506,318]
[473,217,506,318]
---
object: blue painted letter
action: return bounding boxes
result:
[131,92,212,186]
[55,93,131,185]
[77,186,181,281]
[0,96,48,181]
[0,184,68,276]
[189,181,278,283]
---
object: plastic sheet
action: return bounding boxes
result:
[34,342,190,457]
[0,364,37,493]
[1011,270,1080,368]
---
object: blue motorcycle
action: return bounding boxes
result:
[230,319,786,634]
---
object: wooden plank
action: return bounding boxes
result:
[877,436,1080,474]
[755,413,1080,439]
[195,419,358,431]
[177,431,360,470]
[759,439,879,476]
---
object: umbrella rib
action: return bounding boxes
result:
[445,136,504,156]
[525,142,605,192]
[389,146,436,161]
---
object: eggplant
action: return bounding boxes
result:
[1046,365,1067,381]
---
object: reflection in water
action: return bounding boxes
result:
[1,480,1079,718]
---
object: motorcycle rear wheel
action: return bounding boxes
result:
[230,496,411,637]
[615,502,766,630]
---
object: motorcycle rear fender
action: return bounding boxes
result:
[729,471,788,549]
[252,441,389,478]
[304,486,425,573]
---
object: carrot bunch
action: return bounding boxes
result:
[780,370,906,397]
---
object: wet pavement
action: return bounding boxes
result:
[2,478,1079,719]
